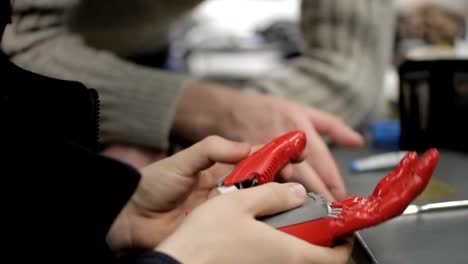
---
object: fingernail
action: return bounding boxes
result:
[289,183,306,199]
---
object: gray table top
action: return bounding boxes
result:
[332,146,468,264]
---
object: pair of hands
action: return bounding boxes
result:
[103,81,363,262]
[106,136,353,263]
[109,82,364,201]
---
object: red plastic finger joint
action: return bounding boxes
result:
[222,130,306,187]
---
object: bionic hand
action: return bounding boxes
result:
[217,131,440,246]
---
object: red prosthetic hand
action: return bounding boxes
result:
[276,148,440,246]
[217,131,440,246]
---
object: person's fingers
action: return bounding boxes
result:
[195,166,232,194]
[278,163,294,181]
[102,144,166,168]
[204,163,236,183]
[306,108,363,147]
[251,144,306,162]
[161,136,251,176]
[232,182,307,217]
[290,163,335,202]
[250,144,263,153]
[302,126,347,200]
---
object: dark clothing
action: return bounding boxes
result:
[135,252,182,264]
[1,52,179,263]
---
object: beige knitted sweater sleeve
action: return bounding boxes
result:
[2,0,395,149]
[248,0,395,127]
[2,0,195,150]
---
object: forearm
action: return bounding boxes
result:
[5,32,191,150]
[172,81,247,142]
[247,0,396,127]
[3,68,141,262]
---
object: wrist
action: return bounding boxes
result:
[171,81,241,141]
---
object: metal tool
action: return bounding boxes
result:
[402,200,468,215]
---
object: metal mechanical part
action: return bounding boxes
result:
[260,192,338,228]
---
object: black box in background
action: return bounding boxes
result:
[399,59,468,152]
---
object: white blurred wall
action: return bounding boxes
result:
[192,0,300,35]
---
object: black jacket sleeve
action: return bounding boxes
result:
[1,52,184,264]
[134,251,181,264]
[2,51,141,263]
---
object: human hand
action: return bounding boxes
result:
[277,149,440,246]
[157,182,353,264]
[173,82,364,200]
[398,4,465,45]
[106,136,251,253]
[101,144,167,168]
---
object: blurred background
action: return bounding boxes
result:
[168,0,467,116]
[164,0,468,151]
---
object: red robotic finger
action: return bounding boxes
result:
[371,152,418,198]
[410,149,440,194]
[218,130,306,190]
[329,152,420,218]
[367,149,439,219]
